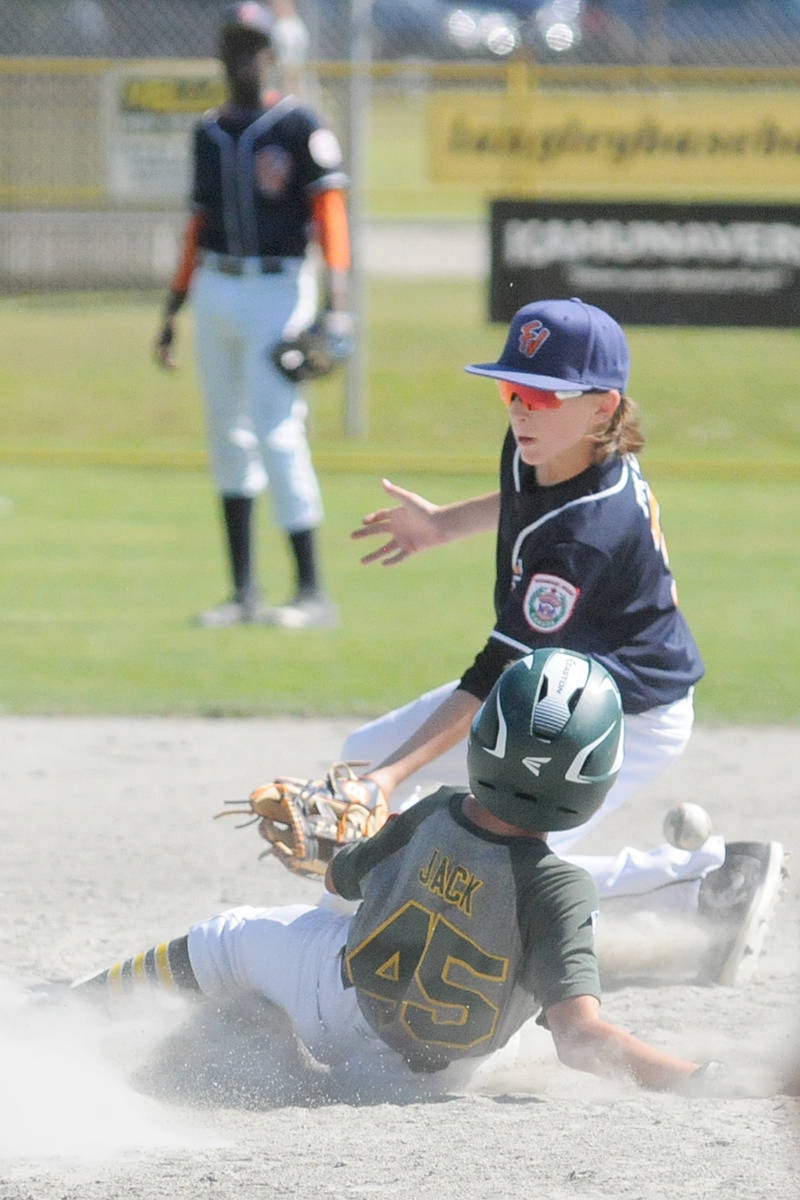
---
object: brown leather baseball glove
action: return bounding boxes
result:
[216,762,387,878]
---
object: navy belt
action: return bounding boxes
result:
[199,251,285,276]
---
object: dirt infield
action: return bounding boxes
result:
[1,717,798,1199]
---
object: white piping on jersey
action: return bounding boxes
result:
[490,454,632,658]
[238,100,299,251]
[491,628,541,656]
[306,173,349,194]
[509,452,630,569]
[201,125,238,252]
[203,97,300,257]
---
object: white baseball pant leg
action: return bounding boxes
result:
[341,680,466,807]
[187,903,503,1090]
[188,904,385,1068]
[340,683,724,904]
[191,259,323,532]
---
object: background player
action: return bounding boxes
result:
[269,1,311,96]
[70,651,740,1096]
[342,298,783,978]
[155,2,351,630]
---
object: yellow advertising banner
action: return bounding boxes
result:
[429,89,800,200]
[120,75,223,115]
[0,60,222,206]
[105,65,222,202]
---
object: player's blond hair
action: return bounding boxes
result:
[592,393,645,458]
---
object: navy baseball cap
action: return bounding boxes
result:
[465,298,629,393]
[220,2,274,41]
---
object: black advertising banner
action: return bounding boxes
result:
[489,200,800,326]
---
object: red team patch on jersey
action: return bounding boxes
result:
[254,146,293,196]
[523,573,579,632]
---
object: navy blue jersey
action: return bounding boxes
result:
[332,788,600,1072]
[460,432,704,714]
[191,97,348,257]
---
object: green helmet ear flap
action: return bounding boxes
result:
[467,649,624,832]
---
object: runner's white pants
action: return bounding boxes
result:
[341,681,724,906]
[188,903,515,1089]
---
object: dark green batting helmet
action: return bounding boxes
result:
[467,649,624,832]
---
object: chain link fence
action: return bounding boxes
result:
[2,1,800,290]
[2,2,800,66]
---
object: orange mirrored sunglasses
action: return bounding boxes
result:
[497,380,585,411]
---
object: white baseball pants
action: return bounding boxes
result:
[187,903,511,1090]
[190,257,323,532]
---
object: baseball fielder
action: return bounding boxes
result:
[339,299,785,964]
[70,652,744,1096]
[156,2,351,630]
[269,0,311,96]
[345,299,704,843]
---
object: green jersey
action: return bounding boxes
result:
[331,787,601,1073]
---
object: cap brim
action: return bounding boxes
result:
[465,364,595,392]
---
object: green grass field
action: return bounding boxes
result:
[0,282,798,723]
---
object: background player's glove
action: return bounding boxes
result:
[215,762,387,878]
[270,313,354,383]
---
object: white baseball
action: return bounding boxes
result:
[662,802,713,850]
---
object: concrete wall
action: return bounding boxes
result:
[0,212,487,290]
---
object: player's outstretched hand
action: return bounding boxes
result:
[352,478,445,566]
